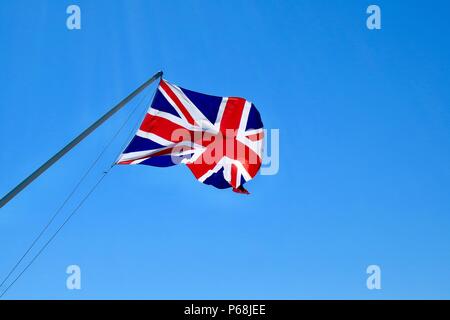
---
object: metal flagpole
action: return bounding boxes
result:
[0,70,163,209]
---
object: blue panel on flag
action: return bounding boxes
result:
[245,104,263,131]
[123,135,165,154]
[180,87,222,125]
[140,156,177,167]
[203,168,232,189]
[151,89,179,117]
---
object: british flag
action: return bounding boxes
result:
[117,79,264,194]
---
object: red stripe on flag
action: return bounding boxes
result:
[140,114,192,143]
[234,140,262,178]
[246,132,264,141]
[118,145,195,165]
[230,164,238,188]
[220,97,246,134]
[159,80,196,125]
[186,160,218,180]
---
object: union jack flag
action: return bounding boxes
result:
[117,79,264,194]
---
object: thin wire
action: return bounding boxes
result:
[0,171,109,298]
[0,84,155,294]
[112,85,157,167]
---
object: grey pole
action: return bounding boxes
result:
[0,71,163,209]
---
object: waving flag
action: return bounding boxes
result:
[117,79,264,194]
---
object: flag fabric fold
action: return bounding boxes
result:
[117,79,264,194]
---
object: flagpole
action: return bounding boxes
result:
[0,71,163,209]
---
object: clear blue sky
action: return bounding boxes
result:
[1,0,450,299]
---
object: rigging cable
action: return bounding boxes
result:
[0,84,155,298]
[0,171,108,298]
[112,83,157,167]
